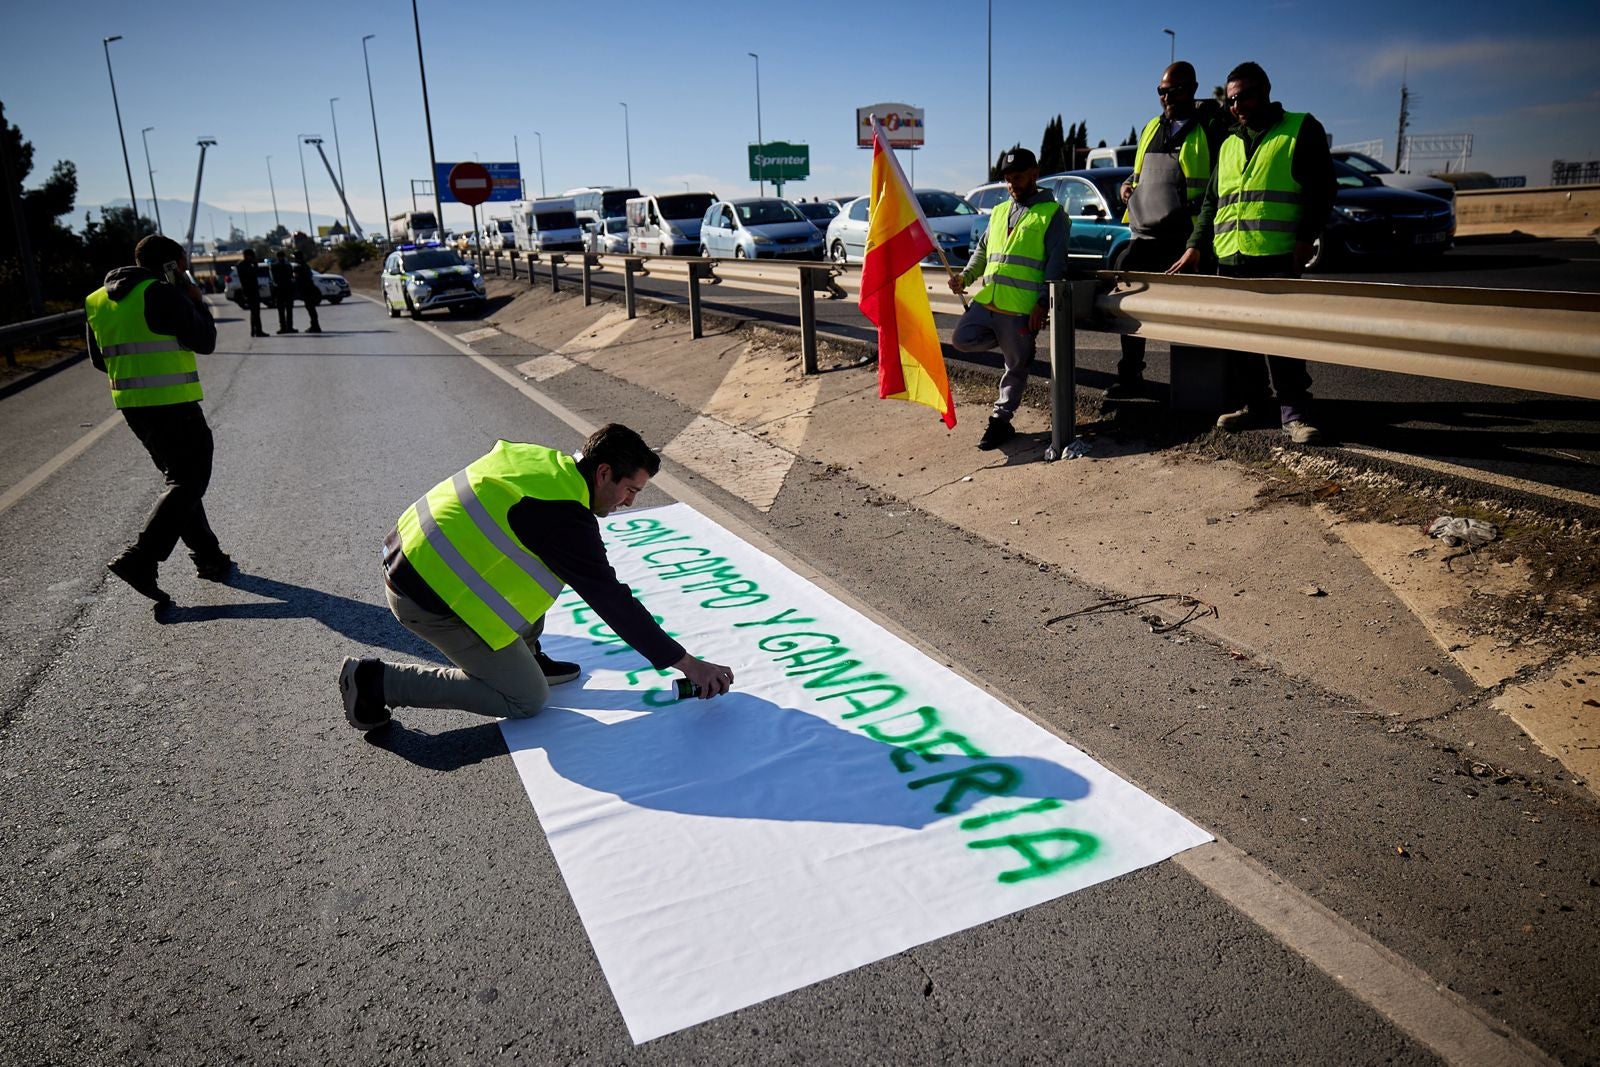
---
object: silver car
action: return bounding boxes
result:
[1331,151,1455,203]
[825,189,981,266]
[698,198,824,260]
[587,216,631,254]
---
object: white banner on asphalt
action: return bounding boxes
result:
[500,503,1211,1043]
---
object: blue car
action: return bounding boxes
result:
[698,198,825,260]
[1052,167,1135,272]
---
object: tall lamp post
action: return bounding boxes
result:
[101,35,141,227]
[297,134,315,235]
[184,137,216,256]
[1163,27,1175,64]
[140,125,162,233]
[533,130,546,196]
[747,52,764,195]
[266,155,282,233]
[411,0,444,243]
[361,33,390,243]
[618,103,631,186]
[329,97,351,234]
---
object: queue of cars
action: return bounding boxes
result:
[223,262,352,308]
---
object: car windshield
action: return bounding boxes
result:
[401,250,465,271]
[535,211,579,229]
[658,193,715,220]
[737,200,805,225]
[1339,152,1391,176]
[496,221,513,232]
[917,191,977,217]
[1332,160,1379,189]
[796,202,838,222]
[968,186,1009,211]
[605,218,628,234]
[601,189,640,216]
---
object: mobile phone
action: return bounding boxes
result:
[162,260,184,287]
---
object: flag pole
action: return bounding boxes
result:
[872,117,970,311]
[931,242,969,311]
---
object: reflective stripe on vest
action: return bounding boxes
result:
[84,279,204,409]
[974,199,1060,314]
[1213,111,1306,259]
[1125,114,1215,221]
[396,441,588,650]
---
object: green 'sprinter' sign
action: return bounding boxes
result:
[749,142,810,182]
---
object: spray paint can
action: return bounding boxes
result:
[675,678,701,700]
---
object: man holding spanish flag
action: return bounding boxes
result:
[948,148,1068,450]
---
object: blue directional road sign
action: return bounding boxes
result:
[434,162,522,203]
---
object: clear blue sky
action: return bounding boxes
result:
[4,0,1597,244]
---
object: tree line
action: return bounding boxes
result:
[988,117,1141,182]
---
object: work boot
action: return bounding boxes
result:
[1103,376,1146,401]
[339,656,391,731]
[107,551,170,605]
[536,652,581,686]
[1215,405,1273,432]
[194,553,236,582]
[978,416,1015,451]
[1283,419,1324,445]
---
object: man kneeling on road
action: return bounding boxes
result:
[948,147,1068,451]
[339,424,735,730]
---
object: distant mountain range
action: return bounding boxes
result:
[94,198,371,240]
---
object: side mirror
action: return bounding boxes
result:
[1081,203,1105,219]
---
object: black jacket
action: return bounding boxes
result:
[86,266,217,373]
[293,261,321,302]
[268,258,295,294]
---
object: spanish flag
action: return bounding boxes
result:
[859,117,957,429]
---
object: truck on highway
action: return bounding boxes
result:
[388,209,441,244]
[510,197,586,254]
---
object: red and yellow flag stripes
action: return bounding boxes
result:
[858,118,956,429]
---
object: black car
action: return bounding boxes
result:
[1309,159,1455,270]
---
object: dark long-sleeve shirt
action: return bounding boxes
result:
[384,494,687,670]
[959,188,1069,307]
[86,266,218,372]
[1187,103,1335,266]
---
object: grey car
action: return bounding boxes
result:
[698,198,825,260]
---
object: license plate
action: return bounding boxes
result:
[1413,231,1448,245]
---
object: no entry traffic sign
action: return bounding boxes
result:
[447,162,493,207]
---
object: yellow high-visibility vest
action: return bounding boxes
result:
[85,279,203,408]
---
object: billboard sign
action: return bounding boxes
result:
[433,161,522,203]
[749,142,810,182]
[856,103,924,148]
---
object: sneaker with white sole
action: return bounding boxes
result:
[339,656,391,731]
[1283,419,1324,445]
[536,652,581,685]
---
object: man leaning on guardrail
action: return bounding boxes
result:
[85,233,235,605]
[1168,60,1335,445]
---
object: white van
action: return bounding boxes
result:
[624,191,718,255]
[510,197,586,254]
[1086,145,1138,169]
[483,217,516,250]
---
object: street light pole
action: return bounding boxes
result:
[986,0,992,181]
[266,155,282,233]
[618,104,631,186]
[185,137,216,255]
[411,0,444,241]
[329,97,351,234]
[361,34,391,243]
[1163,27,1175,65]
[297,134,314,235]
[140,125,162,233]
[101,35,141,228]
[747,52,764,195]
[533,130,546,196]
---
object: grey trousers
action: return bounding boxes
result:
[380,583,551,719]
[951,301,1038,419]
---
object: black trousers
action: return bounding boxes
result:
[121,402,224,567]
[242,294,264,335]
[300,293,321,330]
[1116,236,1190,380]
[276,290,295,331]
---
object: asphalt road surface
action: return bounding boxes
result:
[509,237,1598,504]
[2,295,1595,1064]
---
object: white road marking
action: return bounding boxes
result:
[456,327,502,343]
[0,413,122,519]
[661,415,795,513]
[420,314,1559,1067]
[515,353,576,381]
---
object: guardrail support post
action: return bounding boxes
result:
[688,262,705,339]
[583,254,594,305]
[550,255,562,294]
[799,268,820,375]
[624,258,641,319]
[1044,280,1075,462]
[510,251,519,281]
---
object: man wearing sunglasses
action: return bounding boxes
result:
[1109,61,1228,400]
[1169,61,1334,444]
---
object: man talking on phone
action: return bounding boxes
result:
[86,233,235,605]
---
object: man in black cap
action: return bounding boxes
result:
[948,147,1068,450]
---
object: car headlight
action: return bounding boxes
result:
[752,233,773,244]
[938,232,959,244]
[1333,204,1376,221]
[408,279,430,293]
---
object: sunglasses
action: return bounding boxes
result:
[1226,86,1263,106]
[1156,84,1195,97]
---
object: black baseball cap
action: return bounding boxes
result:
[1000,147,1038,174]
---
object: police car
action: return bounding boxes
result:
[379,244,487,319]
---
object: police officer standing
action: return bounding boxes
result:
[1109,61,1226,399]
[236,247,268,337]
[293,249,322,334]
[269,252,297,334]
[947,147,1068,451]
[86,234,234,604]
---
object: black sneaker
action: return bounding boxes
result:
[194,554,236,582]
[1103,378,1146,401]
[107,552,170,604]
[978,416,1015,451]
[536,652,581,685]
[339,656,391,731]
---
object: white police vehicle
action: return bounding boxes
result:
[379,244,487,319]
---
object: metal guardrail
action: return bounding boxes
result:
[0,310,87,369]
